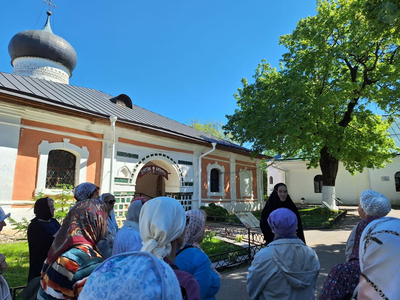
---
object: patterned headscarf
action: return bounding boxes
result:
[183,210,220,276]
[359,190,391,217]
[46,199,107,265]
[34,198,53,221]
[140,197,186,259]
[79,251,182,300]
[74,182,99,201]
[358,217,400,299]
[184,210,205,246]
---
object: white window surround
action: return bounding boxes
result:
[239,169,253,198]
[207,163,225,198]
[36,139,89,195]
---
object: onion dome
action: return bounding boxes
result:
[8,12,77,75]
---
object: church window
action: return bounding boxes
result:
[314,175,323,193]
[395,172,400,192]
[210,169,220,192]
[46,150,76,188]
[269,176,273,185]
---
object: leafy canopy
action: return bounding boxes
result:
[188,119,237,143]
[224,0,400,174]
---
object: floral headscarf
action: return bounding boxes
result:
[79,251,182,300]
[74,182,99,201]
[184,210,220,276]
[46,199,107,265]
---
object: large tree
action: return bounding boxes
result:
[224,0,400,209]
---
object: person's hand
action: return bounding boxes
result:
[0,253,7,272]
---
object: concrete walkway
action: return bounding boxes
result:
[216,206,400,300]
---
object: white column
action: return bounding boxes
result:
[0,114,21,204]
[230,155,237,200]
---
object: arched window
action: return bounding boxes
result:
[314,175,323,193]
[210,169,220,192]
[46,150,76,188]
[269,176,273,185]
[395,172,400,192]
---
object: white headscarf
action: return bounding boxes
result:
[359,217,400,299]
[359,190,391,217]
[140,197,186,259]
[79,251,182,300]
[123,200,142,231]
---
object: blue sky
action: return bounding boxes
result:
[0,0,318,125]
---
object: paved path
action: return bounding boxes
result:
[216,206,400,300]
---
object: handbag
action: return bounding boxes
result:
[21,277,41,300]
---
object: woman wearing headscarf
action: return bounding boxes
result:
[358,217,400,299]
[175,210,220,300]
[97,193,118,258]
[73,182,99,202]
[112,198,144,255]
[319,190,391,300]
[247,208,320,300]
[140,197,201,300]
[37,199,107,300]
[27,198,61,282]
[260,183,305,245]
[79,251,183,300]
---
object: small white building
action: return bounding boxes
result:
[267,120,400,206]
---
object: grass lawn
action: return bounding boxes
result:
[1,242,29,288]
[200,237,243,256]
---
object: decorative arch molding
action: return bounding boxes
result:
[239,168,253,198]
[37,138,89,194]
[117,166,131,178]
[130,152,184,185]
[207,162,225,198]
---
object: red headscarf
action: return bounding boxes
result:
[46,199,107,265]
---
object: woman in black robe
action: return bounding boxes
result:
[27,197,60,282]
[260,183,306,245]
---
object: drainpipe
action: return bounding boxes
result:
[198,142,217,208]
[109,116,117,194]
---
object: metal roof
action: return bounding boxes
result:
[0,72,253,154]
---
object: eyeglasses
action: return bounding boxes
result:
[106,200,116,205]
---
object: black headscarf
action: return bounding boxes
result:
[34,198,53,221]
[260,183,306,245]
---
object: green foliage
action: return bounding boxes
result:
[188,119,237,144]
[7,217,30,241]
[200,237,243,256]
[224,0,400,183]
[1,242,29,288]
[201,203,229,217]
[299,207,342,228]
[227,252,238,262]
[52,184,74,224]
[235,235,243,243]
[204,230,216,242]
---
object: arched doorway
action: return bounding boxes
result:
[135,160,179,198]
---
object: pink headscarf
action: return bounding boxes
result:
[184,210,219,276]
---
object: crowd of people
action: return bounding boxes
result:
[0,181,399,300]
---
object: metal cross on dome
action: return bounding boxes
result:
[43,0,56,14]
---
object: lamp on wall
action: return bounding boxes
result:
[300,197,305,205]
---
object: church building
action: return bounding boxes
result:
[0,12,266,222]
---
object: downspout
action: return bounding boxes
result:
[198,142,217,208]
[109,116,117,194]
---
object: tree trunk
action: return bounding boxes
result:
[319,146,339,210]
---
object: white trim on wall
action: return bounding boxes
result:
[207,162,225,198]
[36,138,89,195]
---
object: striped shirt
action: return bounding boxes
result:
[37,245,103,300]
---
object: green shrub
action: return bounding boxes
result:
[200,203,229,217]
